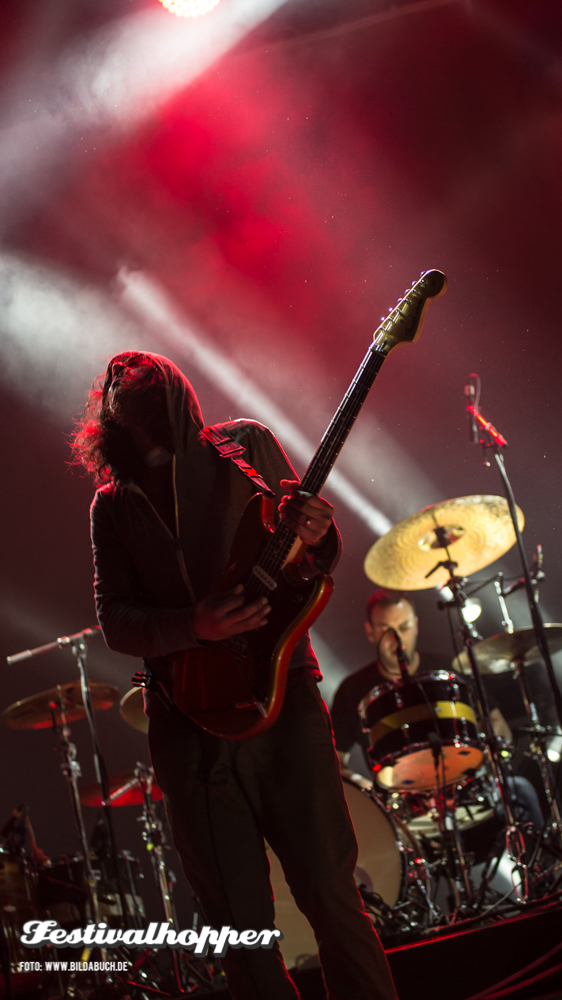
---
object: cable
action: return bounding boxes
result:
[463,939,562,1000]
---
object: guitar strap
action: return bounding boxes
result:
[201,426,275,498]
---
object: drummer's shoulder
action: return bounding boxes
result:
[333,661,383,702]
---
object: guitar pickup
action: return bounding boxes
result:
[252,565,277,590]
[235,700,268,717]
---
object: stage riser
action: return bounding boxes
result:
[205,901,562,1000]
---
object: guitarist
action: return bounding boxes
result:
[72,351,398,1000]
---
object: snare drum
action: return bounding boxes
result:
[267,777,426,969]
[359,671,484,791]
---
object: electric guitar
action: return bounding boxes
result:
[171,269,447,739]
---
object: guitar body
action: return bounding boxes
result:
[170,493,334,740]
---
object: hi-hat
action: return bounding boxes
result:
[365,495,524,590]
[80,768,163,807]
[453,625,562,675]
[1,681,120,730]
[120,687,148,735]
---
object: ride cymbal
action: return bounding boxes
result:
[452,624,562,675]
[365,495,524,590]
[119,687,148,735]
[1,681,120,730]
[80,769,163,807]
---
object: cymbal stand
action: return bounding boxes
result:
[492,573,562,847]
[434,564,530,901]
[513,657,562,840]
[125,763,201,995]
[51,697,105,954]
[134,764,177,928]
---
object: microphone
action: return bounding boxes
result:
[503,544,545,597]
[387,628,411,683]
[465,375,479,444]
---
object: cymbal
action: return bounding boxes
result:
[80,769,163,807]
[365,495,524,590]
[453,624,562,675]
[120,687,148,735]
[1,681,120,730]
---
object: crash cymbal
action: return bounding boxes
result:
[120,687,148,735]
[80,769,163,807]
[1,681,120,730]
[453,624,562,675]
[365,495,524,590]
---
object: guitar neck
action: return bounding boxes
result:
[244,268,447,595]
[246,343,387,594]
[300,344,386,496]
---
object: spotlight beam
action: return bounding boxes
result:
[0,0,289,235]
[117,267,393,537]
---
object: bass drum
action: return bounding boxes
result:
[267,776,424,970]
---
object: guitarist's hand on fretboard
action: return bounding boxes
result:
[278,479,334,547]
[192,584,271,642]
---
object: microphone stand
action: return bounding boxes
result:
[466,401,562,737]
[6,628,133,941]
[386,627,411,685]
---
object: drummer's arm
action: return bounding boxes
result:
[337,748,355,781]
[490,707,513,744]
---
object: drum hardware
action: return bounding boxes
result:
[79,768,164,809]
[81,765,174,926]
[465,380,562,783]
[451,574,562,867]
[80,761,202,995]
[2,626,136,988]
[452,624,562,676]
[437,569,531,904]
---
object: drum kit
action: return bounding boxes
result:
[0,635,222,997]
[349,489,562,939]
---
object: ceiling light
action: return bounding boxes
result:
[158,0,220,17]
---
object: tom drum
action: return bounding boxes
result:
[359,671,484,791]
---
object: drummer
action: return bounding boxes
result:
[333,588,511,772]
[331,588,542,827]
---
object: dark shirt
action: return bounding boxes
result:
[330,652,455,762]
[91,418,341,710]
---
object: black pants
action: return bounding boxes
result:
[148,675,398,1000]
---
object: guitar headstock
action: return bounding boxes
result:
[372,269,447,355]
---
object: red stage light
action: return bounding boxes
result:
[158,0,220,16]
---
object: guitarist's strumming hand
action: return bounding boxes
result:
[279,480,334,546]
[192,585,270,642]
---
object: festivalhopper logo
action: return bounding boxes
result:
[21,920,283,958]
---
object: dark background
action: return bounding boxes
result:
[0,0,561,923]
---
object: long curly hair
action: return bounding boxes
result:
[71,353,172,485]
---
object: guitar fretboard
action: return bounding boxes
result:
[242,268,445,603]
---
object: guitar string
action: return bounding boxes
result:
[249,346,386,591]
[244,275,432,596]
[245,346,387,602]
